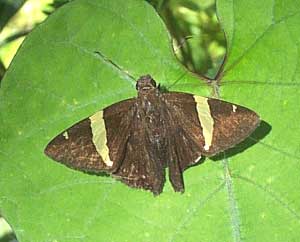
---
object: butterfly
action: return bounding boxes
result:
[45,75,260,195]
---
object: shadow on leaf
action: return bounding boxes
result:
[211,120,271,161]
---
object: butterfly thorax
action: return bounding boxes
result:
[136,76,167,163]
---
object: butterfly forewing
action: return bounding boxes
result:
[163,93,259,157]
[206,98,260,155]
[44,118,111,172]
[44,98,136,173]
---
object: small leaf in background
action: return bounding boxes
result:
[0,0,300,242]
[148,0,226,78]
[0,0,26,32]
[0,0,54,72]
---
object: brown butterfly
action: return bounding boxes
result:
[45,75,260,195]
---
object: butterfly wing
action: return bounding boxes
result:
[163,92,260,171]
[44,98,136,173]
[45,89,260,195]
[45,97,165,194]
[112,111,166,195]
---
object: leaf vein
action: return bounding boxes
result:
[225,10,300,75]
[168,182,225,242]
[223,157,242,242]
[235,175,300,222]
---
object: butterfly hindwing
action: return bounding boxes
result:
[162,93,204,191]
[112,110,166,195]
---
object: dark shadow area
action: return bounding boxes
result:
[0,233,17,242]
[85,170,110,178]
[211,120,272,161]
[0,60,5,84]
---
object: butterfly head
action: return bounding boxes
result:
[136,75,157,92]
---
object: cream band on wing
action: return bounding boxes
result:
[89,111,113,167]
[194,96,214,151]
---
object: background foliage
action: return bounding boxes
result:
[1,0,300,242]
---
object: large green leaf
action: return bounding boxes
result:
[0,0,299,242]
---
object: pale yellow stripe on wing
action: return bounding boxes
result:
[89,111,113,167]
[194,96,214,151]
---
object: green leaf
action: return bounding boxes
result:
[0,0,299,242]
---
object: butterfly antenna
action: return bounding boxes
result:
[164,72,188,90]
[94,50,136,83]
